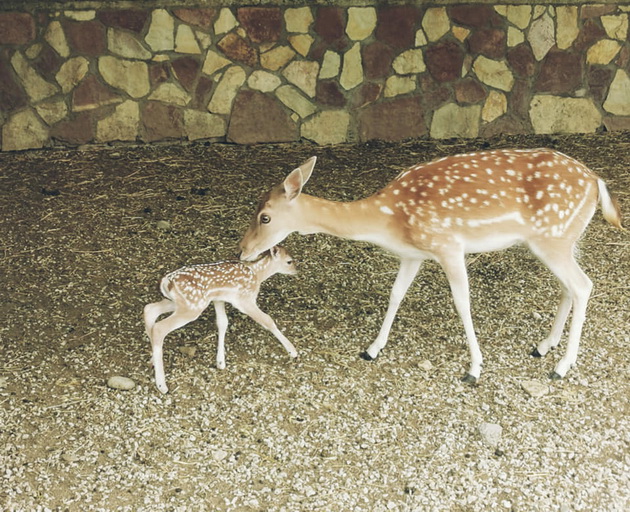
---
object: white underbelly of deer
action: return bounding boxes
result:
[239,149,623,383]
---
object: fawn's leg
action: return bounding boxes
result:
[235,300,298,359]
[214,301,228,370]
[150,308,201,394]
[144,299,175,344]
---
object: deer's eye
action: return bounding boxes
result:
[260,214,271,224]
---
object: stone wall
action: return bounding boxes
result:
[1,3,629,151]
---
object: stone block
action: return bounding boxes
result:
[422,8,450,43]
[358,96,426,142]
[275,85,317,118]
[98,56,150,98]
[419,75,451,110]
[218,33,258,67]
[237,7,282,43]
[44,21,70,60]
[107,28,152,60]
[207,65,246,115]
[171,57,200,92]
[202,50,231,76]
[340,42,363,91]
[376,6,420,49]
[175,25,201,54]
[449,5,497,28]
[63,20,106,57]
[32,44,64,81]
[535,51,581,94]
[527,12,554,61]
[352,82,382,109]
[56,56,89,94]
[0,13,35,45]
[603,116,630,132]
[96,100,139,142]
[2,109,49,151]
[173,9,215,30]
[244,70,278,93]
[35,99,68,126]
[98,10,148,33]
[505,5,531,30]
[314,7,345,44]
[72,74,121,112]
[214,8,238,35]
[184,110,225,141]
[260,45,295,72]
[0,53,28,112]
[393,49,425,75]
[145,9,174,52]
[602,14,628,41]
[149,83,191,107]
[586,40,621,65]
[283,60,319,97]
[574,20,607,53]
[346,7,376,41]
[362,41,394,80]
[468,29,506,59]
[529,96,602,134]
[430,103,481,139]
[141,102,183,142]
[455,78,486,104]
[320,50,341,79]
[289,34,314,57]
[588,67,614,104]
[301,110,350,145]
[507,44,536,77]
[603,70,630,116]
[193,76,214,110]
[384,75,416,97]
[11,52,57,103]
[556,6,579,50]
[316,81,346,107]
[285,7,313,34]
[51,110,96,145]
[473,56,514,92]
[425,41,464,82]
[228,90,297,144]
[482,90,507,122]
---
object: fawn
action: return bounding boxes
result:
[144,246,298,393]
[239,150,623,383]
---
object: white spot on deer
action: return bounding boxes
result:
[380,206,395,215]
[536,190,544,200]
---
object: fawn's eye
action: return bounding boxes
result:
[260,214,271,224]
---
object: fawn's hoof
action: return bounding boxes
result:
[360,351,375,361]
[531,348,543,358]
[549,371,563,381]
[461,373,478,385]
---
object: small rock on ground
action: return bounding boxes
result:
[107,376,135,391]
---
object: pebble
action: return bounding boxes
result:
[479,422,503,448]
[521,379,550,398]
[179,346,197,357]
[212,449,228,462]
[418,360,433,371]
[156,220,171,231]
[107,376,136,391]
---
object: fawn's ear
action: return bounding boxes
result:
[283,156,316,201]
[270,246,280,258]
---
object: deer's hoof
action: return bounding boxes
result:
[461,373,478,385]
[531,348,543,358]
[360,351,375,361]
[549,371,563,381]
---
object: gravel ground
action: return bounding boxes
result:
[0,133,629,511]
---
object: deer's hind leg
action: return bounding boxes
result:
[529,241,592,379]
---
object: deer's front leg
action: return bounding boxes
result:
[362,258,423,361]
[214,301,228,370]
[439,251,482,384]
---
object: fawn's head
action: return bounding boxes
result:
[266,245,298,276]
[240,157,316,261]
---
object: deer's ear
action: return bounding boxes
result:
[270,246,279,258]
[283,156,316,201]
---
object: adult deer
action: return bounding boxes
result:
[239,150,623,383]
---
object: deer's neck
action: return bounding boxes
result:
[296,194,392,242]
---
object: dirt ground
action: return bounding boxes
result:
[0,133,628,511]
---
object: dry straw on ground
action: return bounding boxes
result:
[1,133,628,511]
